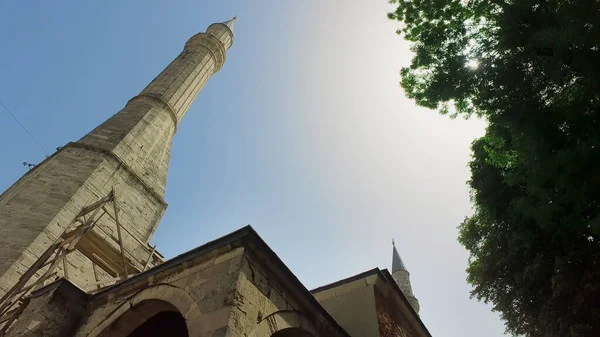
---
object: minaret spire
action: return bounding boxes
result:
[0,18,235,297]
[391,240,420,314]
[392,238,407,272]
[224,16,236,30]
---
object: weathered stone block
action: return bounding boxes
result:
[6,280,88,337]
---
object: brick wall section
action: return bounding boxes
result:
[374,286,420,337]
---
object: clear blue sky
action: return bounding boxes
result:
[0,1,506,336]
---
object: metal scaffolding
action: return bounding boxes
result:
[0,188,161,335]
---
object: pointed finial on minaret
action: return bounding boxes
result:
[392,239,407,272]
[391,238,420,314]
[206,16,236,50]
[223,16,236,31]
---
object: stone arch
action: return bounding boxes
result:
[98,301,188,337]
[248,311,318,337]
[80,284,202,337]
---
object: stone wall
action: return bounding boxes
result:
[140,48,217,122]
[229,247,346,337]
[5,280,88,337]
[0,146,104,296]
[78,98,175,199]
[228,253,301,336]
[391,271,419,314]
[75,244,245,337]
[0,143,165,298]
[74,235,348,337]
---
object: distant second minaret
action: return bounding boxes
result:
[391,240,420,314]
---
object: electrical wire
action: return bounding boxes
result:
[0,98,50,157]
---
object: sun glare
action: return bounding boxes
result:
[466,59,479,69]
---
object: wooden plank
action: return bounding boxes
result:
[85,278,118,288]
[112,188,128,279]
[17,272,58,296]
[0,240,60,316]
[0,191,123,335]
[60,210,106,250]
[74,230,141,277]
[0,298,28,335]
[63,256,69,280]
[142,245,157,272]
[92,263,100,291]
[102,206,152,252]
[0,307,18,324]
[90,252,119,277]
[77,191,113,217]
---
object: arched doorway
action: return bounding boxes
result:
[127,311,188,337]
[80,284,203,337]
[248,311,318,337]
[271,328,314,337]
[96,299,188,337]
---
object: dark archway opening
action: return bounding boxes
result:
[126,311,188,337]
[271,327,314,337]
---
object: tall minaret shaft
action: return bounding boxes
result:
[139,18,235,122]
[79,17,236,197]
[391,240,420,314]
[0,18,235,296]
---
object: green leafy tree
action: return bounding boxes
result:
[388,0,600,336]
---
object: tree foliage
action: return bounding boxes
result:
[388,0,600,336]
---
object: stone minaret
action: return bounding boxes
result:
[0,17,236,295]
[391,240,420,314]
